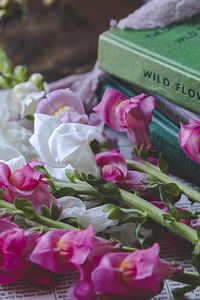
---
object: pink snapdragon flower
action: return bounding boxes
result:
[0,160,56,212]
[93,89,156,148]
[91,244,181,300]
[36,88,88,124]
[30,225,120,286]
[178,119,200,164]
[0,228,38,284]
[68,235,121,300]
[30,226,94,274]
[96,149,148,192]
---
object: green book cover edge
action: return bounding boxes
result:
[98,16,200,113]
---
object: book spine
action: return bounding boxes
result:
[98,33,200,114]
[150,111,200,185]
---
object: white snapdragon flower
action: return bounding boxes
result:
[0,144,26,172]
[0,90,34,159]
[78,204,119,233]
[29,113,100,180]
[57,197,119,233]
[57,196,86,220]
[104,223,137,246]
[6,81,45,118]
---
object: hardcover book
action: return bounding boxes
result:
[98,15,200,113]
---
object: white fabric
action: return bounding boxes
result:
[116,0,200,29]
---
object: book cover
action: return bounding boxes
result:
[98,15,200,113]
[97,77,200,185]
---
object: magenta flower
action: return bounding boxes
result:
[0,228,38,284]
[0,160,56,212]
[96,149,147,192]
[36,88,88,124]
[178,119,200,165]
[93,89,156,148]
[30,226,94,274]
[68,237,121,300]
[0,218,18,232]
[91,244,181,300]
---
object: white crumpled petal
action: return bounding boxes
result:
[116,0,200,29]
[0,144,26,172]
[78,204,119,233]
[104,223,136,246]
[6,81,45,118]
[30,113,100,179]
[57,196,86,220]
[0,91,34,160]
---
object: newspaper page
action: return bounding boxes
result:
[1,132,200,299]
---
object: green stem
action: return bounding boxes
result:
[127,159,200,203]
[54,181,102,197]
[0,200,76,230]
[44,182,198,245]
[120,189,197,244]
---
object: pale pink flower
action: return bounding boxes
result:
[36,88,88,124]
[178,119,200,165]
[93,89,156,148]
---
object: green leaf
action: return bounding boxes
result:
[192,243,200,272]
[172,285,195,297]
[97,182,121,200]
[158,154,168,174]
[163,213,175,222]
[50,203,61,220]
[65,169,80,182]
[14,199,35,219]
[0,48,13,75]
[53,187,76,198]
[135,223,147,247]
[103,204,122,220]
[14,65,28,82]
[25,114,35,122]
[172,209,196,221]
[159,183,181,206]
[29,73,44,91]
[161,183,181,199]
[0,74,9,88]
[41,205,51,218]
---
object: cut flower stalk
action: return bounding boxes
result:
[54,181,198,245]
[127,159,200,203]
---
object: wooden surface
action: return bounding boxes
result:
[0,0,142,82]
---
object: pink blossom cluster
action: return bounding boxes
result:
[0,160,57,213]
[0,220,181,300]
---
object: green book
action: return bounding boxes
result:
[97,77,200,185]
[98,15,200,114]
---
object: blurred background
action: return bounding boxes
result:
[0,0,142,82]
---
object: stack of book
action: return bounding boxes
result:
[97,14,200,185]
